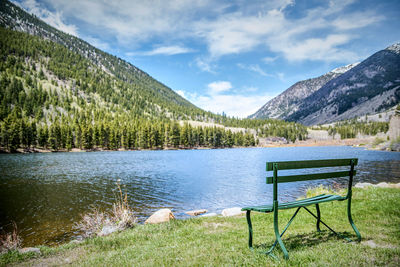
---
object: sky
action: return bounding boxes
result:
[13,0,400,118]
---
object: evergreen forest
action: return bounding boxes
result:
[0,27,308,152]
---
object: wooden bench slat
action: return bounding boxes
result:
[266,170,357,184]
[266,158,358,171]
[242,194,347,212]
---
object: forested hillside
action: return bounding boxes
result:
[0,26,308,152]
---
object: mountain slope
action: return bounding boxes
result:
[287,43,400,125]
[248,63,359,119]
[0,0,201,118]
[0,0,309,152]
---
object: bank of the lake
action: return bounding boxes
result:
[1,146,400,248]
[1,186,399,266]
[3,135,399,154]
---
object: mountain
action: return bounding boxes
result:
[0,0,308,151]
[248,63,359,119]
[251,44,400,126]
[0,0,202,119]
[288,43,400,125]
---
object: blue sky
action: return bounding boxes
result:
[13,0,400,118]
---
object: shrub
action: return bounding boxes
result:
[0,222,22,253]
[75,181,137,238]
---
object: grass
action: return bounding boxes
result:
[1,187,399,266]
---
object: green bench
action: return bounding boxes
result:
[242,158,361,260]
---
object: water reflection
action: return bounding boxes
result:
[0,147,399,246]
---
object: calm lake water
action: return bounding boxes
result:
[1,146,399,246]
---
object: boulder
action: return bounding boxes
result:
[221,207,245,217]
[145,209,175,224]
[185,209,208,216]
[98,225,119,236]
[390,183,400,188]
[376,182,390,188]
[354,182,374,188]
[18,247,41,254]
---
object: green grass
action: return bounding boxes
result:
[1,187,399,266]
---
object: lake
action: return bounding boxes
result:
[0,146,399,247]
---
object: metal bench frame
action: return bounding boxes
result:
[242,158,361,260]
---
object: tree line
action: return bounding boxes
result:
[0,108,256,152]
[0,26,309,152]
[327,119,389,139]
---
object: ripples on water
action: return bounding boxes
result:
[0,146,399,246]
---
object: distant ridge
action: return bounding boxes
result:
[249,63,359,120]
[250,43,400,125]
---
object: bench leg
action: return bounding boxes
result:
[347,198,361,242]
[246,210,253,248]
[273,201,289,259]
[316,204,321,232]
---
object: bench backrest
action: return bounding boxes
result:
[266,158,358,184]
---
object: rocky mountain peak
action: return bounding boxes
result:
[330,62,360,74]
[386,43,400,54]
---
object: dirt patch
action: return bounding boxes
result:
[202,222,233,233]
[361,240,399,249]
[12,246,86,267]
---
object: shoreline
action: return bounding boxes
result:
[0,137,383,154]
[2,186,399,265]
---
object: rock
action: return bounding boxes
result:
[354,182,374,188]
[98,225,119,236]
[145,209,175,224]
[389,142,400,152]
[69,239,83,244]
[354,182,400,189]
[185,209,208,216]
[221,207,245,217]
[390,183,400,188]
[18,247,41,254]
[201,212,218,217]
[376,182,390,188]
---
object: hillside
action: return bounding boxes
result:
[251,44,400,126]
[0,0,308,152]
[249,63,359,119]
[288,43,400,125]
[0,0,205,120]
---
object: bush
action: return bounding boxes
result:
[75,181,136,238]
[0,222,22,253]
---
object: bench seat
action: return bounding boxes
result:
[243,158,361,260]
[242,194,346,213]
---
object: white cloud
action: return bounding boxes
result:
[194,57,216,73]
[17,0,385,65]
[263,56,278,63]
[17,0,79,36]
[237,63,271,77]
[176,90,186,97]
[207,81,232,94]
[269,34,359,62]
[195,9,285,57]
[181,81,274,118]
[140,45,194,56]
[332,12,383,30]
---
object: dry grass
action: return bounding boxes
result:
[111,181,137,229]
[0,222,22,253]
[75,207,109,238]
[304,182,344,198]
[75,180,137,238]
